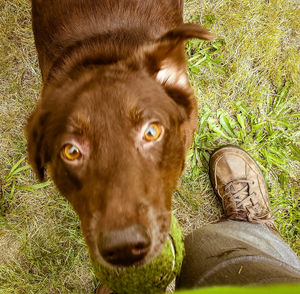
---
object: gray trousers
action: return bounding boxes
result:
[176,221,300,289]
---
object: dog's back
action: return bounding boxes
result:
[32,0,183,80]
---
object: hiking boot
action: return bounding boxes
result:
[209,145,279,234]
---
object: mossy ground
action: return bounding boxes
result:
[0,0,299,293]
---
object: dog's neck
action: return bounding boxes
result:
[33,0,184,85]
[45,29,150,84]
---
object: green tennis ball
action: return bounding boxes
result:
[91,214,184,294]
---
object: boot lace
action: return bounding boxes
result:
[222,179,270,223]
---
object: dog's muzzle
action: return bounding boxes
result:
[98,224,151,266]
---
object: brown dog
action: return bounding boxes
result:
[27,0,213,285]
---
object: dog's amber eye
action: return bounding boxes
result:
[144,123,162,141]
[62,144,81,161]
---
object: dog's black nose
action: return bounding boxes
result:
[98,224,151,266]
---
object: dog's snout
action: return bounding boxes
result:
[98,224,151,266]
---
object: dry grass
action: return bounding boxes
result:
[0,0,299,293]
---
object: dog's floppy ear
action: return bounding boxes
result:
[143,24,214,152]
[145,23,214,90]
[26,105,50,182]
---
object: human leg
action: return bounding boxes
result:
[176,220,300,288]
[177,146,300,289]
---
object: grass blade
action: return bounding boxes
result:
[6,157,26,179]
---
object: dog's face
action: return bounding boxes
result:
[27,24,213,267]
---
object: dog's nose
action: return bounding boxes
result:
[98,224,151,266]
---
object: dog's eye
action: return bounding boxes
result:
[62,144,81,161]
[143,123,162,141]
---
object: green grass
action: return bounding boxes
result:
[0,0,299,293]
[174,0,300,254]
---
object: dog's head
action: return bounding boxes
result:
[26,24,213,267]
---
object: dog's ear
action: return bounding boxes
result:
[26,105,50,182]
[143,24,214,152]
[145,23,214,91]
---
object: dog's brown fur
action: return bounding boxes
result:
[27,0,214,271]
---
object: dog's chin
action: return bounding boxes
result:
[86,216,170,270]
[84,208,172,269]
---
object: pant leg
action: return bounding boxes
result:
[176,220,300,289]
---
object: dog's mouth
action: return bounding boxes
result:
[95,232,175,271]
[93,227,170,269]
[86,209,172,269]
[99,232,172,269]
[96,223,151,267]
